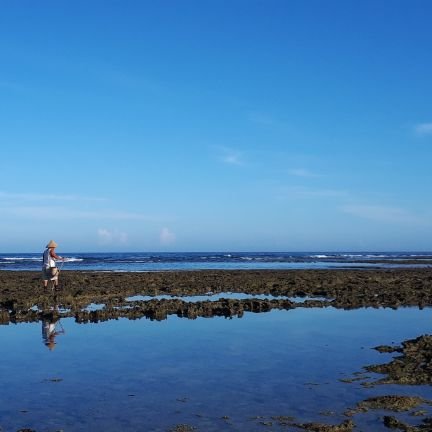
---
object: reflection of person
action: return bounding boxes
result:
[42,240,64,289]
[41,315,65,350]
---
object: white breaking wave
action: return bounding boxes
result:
[3,257,42,261]
[1,256,83,263]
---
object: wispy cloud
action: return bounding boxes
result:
[0,191,171,224]
[414,122,432,136]
[160,227,176,245]
[341,204,426,225]
[96,66,163,93]
[280,186,348,199]
[97,228,128,245]
[248,111,293,133]
[0,191,107,202]
[0,80,25,91]
[287,169,322,178]
[223,153,243,165]
[0,205,159,221]
[248,112,278,127]
[216,147,245,166]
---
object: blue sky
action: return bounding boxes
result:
[0,0,431,252]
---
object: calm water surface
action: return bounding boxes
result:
[0,307,431,431]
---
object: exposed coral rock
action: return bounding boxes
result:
[292,419,355,431]
[346,396,430,416]
[367,336,432,385]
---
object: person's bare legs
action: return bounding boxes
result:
[41,278,56,290]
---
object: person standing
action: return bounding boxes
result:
[42,240,64,289]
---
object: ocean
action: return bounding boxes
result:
[1,251,431,271]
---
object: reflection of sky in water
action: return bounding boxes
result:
[0,308,431,431]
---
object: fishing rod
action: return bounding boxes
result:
[58,258,65,272]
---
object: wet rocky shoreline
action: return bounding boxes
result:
[0,268,431,325]
[1,268,432,305]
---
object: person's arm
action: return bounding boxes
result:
[50,250,64,261]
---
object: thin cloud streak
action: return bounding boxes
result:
[414,122,432,136]
[223,153,243,165]
[0,191,107,202]
[216,146,245,166]
[341,204,427,225]
[280,186,348,199]
[0,205,163,221]
[0,80,25,91]
[287,169,322,178]
[248,112,278,127]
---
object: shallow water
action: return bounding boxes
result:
[0,307,431,431]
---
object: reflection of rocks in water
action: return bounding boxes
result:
[0,290,429,324]
[1,297,332,325]
[75,298,300,323]
[365,335,432,386]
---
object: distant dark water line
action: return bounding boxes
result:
[0,251,431,271]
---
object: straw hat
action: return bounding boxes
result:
[46,240,58,248]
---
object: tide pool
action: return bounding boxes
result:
[0,307,430,431]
